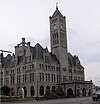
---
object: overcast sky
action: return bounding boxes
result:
[0,0,100,86]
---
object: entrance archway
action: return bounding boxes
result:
[23,86,27,97]
[67,88,74,97]
[82,88,86,96]
[52,86,55,92]
[40,86,44,96]
[30,86,34,97]
[46,86,50,91]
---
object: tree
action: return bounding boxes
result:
[1,86,11,96]
[55,86,66,96]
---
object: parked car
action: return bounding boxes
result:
[92,90,100,101]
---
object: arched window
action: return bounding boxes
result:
[40,86,44,96]
[82,88,86,96]
[46,86,50,91]
[23,86,27,98]
[67,88,73,97]
[52,86,55,92]
[30,86,35,97]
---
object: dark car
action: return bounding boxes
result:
[92,90,100,101]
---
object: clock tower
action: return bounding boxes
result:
[50,6,68,82]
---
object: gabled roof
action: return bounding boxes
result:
[68,53,74,66]
[50,52,60,64]
[52,8,63,18]
[3,54,12,68]
[30,43,59,64]
[34,43,43,60]
[68,53,84,68]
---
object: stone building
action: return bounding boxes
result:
[0,6,92,97]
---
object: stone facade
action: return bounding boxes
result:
[0,7,92,97]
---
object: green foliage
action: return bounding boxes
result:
[45,86,66,99]
[55,86,66,96]
[1,96,20,99]
[45,90,51,97]
[1,86,10,96]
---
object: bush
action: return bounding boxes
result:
[1,86,11,96]
[55,86,66,96]
[44,86,66,99]
[1,96,20,99]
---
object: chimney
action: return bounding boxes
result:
[22,38,25,46]
[27,42,30,47]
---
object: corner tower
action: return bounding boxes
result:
[50,6,68,82]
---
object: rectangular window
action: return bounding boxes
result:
[6,70,9,75]
[63,68,66,71]
[17,76,18,83]
[42,64,44,70]
[32,64,34,69]
[46,73,47,82]
[19,76,21,83]
[25,74,26,82]
[32,73,34,82]
[11,76,15,84]
[39,73,41,82]
[39,64,41,69]
[51,74,53,82]
[54,74,55,82]
[30,65,31,70]
[45,56,49,63]
[17,75,21,84]
[57,75,58,82]
[25,66,26,71]
[17,68,20,73]
[74,70,76,74]
[45,65,47,70]
[63,75,67,82]
[11,69,14,74]
[48,65,50,70]
[42,73,44,82]
[48,74,50,82]
[23,66,24,71]
[54,66,55,71]
[30,73,31,82]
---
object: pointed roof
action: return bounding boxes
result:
[52,6,63,18]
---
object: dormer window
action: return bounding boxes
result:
[45,56,49,63]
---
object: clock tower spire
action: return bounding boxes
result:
[56,2,58,10]
[49,7,68,82]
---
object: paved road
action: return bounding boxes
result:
[1,97,100,104]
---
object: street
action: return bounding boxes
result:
[1,97,100,104]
